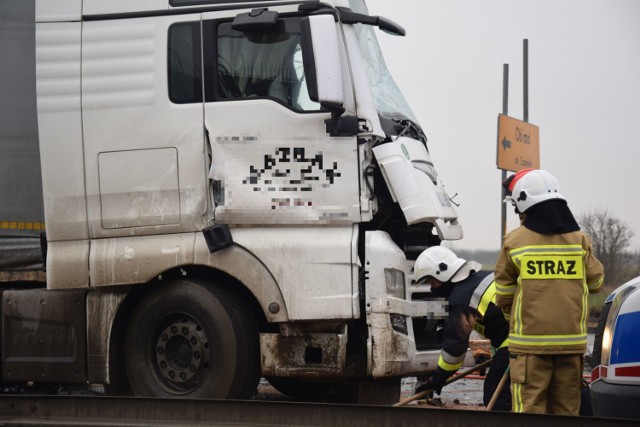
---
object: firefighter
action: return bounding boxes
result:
[414,246,511,411]
[495,169,604,415]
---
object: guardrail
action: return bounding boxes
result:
[0,395,636,427]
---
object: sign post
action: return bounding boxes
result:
[498,39,540,246]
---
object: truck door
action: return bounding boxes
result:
[201,12,360,226]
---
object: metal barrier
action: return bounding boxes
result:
[0,395,636,427]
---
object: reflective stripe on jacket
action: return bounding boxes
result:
[495,227,604,354]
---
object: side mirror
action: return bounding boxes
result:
[300,15,345,112]
[376,16,405,37]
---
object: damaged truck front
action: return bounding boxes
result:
[0,0,461,403]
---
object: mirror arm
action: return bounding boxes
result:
[335,7,377,26]
[335,6,405,36]
[322,101,345,117]
[299,1,335,13]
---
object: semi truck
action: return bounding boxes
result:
[0,0,462,403]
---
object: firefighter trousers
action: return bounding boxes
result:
[509,353,582,415]
[483,347,511,411]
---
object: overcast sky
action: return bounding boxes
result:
[365,0,640,251]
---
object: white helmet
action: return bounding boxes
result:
[505,169,565,213]
[414,246,467,284]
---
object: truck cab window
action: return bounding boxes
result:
[215,19,320,112]
[168,22,202,104]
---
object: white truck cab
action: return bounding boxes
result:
[0,0,462,403]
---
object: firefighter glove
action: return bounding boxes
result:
[415,370,448,395]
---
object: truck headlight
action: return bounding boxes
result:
[384,268,406,299]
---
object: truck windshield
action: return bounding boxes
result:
[348,0,418,124]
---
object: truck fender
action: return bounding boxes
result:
[193,233,289,323]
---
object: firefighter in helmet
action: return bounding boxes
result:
[414,246,511,411]
[495,169,604,415]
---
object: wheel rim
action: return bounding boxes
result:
[153,315,211,394]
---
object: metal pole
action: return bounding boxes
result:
[523,39,529,123]
[503,64,509,116]
[501,64,509,246]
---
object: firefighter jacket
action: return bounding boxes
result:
[495,227,604,355]
[434,270,510,377]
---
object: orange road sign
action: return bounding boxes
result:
[496,114,540,172]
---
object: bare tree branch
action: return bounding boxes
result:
[578,209,635,288]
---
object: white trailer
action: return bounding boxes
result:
[0,0,461,403]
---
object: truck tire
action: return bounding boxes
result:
[124,279,260,399]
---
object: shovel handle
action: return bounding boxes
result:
[486,367,510,411]
[393,357,494,407]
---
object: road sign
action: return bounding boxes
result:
[496,114,540,172]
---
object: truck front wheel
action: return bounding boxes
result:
[124,279,259,399]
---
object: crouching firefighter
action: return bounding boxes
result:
[414,246,511,411]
